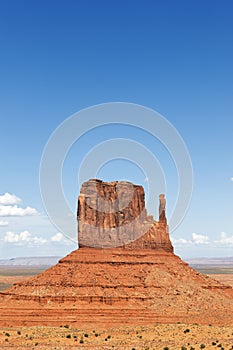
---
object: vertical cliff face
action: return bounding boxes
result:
[77,179,173,252]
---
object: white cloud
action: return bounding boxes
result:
[0,205,37,217]
[215,232,233,245]
[50,232,73,245]
[230,177,233,182]
[192,233,209,244]
[0,193,21,205]
[4,231,47,245]
[51,232,64,242]
[4,231,31,243]
[172,233,209,246]
[0,220,8,227]
[171,237,192,245]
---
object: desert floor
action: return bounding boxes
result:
[0,323,233,349]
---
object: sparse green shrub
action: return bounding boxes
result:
[190,347,195,350]
[200,345,205,349]
[184,329,190,333]
[107,335,111,339]
[64,324,69,329]
[17,330,21,335]
[84,333,88,337]
[181,347,187,350]
[164,347,169,350]
[80,338,84,344]
[35,343,38,346]
[212,342,216,346]
[5,332,10,337]
[66,334,71,339]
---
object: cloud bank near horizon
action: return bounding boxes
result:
[172,232,233,247]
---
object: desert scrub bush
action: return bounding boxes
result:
[66,334,71,339]
[200,345,205,349]
[84,333,88,337]
[181,347,187,350]
[184,329,190,333]
[80,338,84,344]
[17,330,21,335]
[164,347,169,350]
[5,332,10,337]
[64,324,69,329]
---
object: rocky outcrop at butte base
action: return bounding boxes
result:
[78,179,173,252]
[0,179,232,327]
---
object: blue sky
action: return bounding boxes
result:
[0,0,233,259]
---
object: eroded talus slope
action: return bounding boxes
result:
[0,248,232,327]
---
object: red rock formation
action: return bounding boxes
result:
[78,179,173,252]
[0,179,232,328]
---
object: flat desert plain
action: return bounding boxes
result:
[0,267,45,292]
[0,323,233,349]
[190,266,233,289]
[0,264,232,349]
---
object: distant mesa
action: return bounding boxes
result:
[78,179,173,252]
[0,179,232,327]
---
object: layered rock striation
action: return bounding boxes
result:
[77,179,173,252]
[0,248,232,327]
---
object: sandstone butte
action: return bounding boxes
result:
[0,179,232,328]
